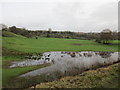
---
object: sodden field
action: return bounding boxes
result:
[2,36,120,88]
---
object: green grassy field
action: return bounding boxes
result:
[3,37,119,54]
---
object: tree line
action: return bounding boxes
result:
[1,24,119,44]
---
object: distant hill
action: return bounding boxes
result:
[2,31,26,38]
[1,25,119,40]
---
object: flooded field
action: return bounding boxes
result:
[9,51,119,77]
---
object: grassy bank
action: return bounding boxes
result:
[2,63,50,88]
[2,53,50,88]
[3,37,119,53]
[34,63,120,88]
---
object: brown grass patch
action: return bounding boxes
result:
[72,43,82,46]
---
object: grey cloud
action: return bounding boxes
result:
[1,1,118,32]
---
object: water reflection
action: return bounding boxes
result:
[10,51,118,68]
[98,52,113,58]
[19,51,119,77]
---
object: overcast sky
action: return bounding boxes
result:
[0,0,118,32]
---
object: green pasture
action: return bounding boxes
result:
[3,37,119,53]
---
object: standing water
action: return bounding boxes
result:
[10,51,119,77]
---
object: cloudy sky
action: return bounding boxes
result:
[0,0,118,32]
